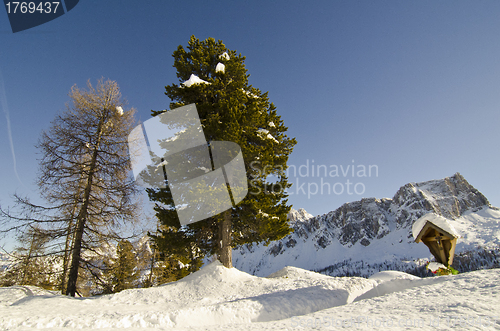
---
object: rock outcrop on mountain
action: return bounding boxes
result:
[390,172,489,228]
[233,173,499,277]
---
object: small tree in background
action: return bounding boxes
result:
[149,36,296,269]
[104,240,139,293]
[1,226,57,289]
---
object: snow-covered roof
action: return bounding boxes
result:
[412,213,460,240]
[181,74,211,87]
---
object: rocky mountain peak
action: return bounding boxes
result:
[391,172,489,228]
[287,208,314,223]
[234,173,495,277]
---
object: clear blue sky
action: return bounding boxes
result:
[1,1,500,237]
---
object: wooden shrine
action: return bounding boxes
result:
[414,215,458,266]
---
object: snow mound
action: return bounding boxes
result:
[368,270,421,284]
[267,266,334,280]
[2,267,500,330]
[267,266,376,304]
[179,260,258,284]
[0,286,58,307]
[354,274,447,302]
[0,262,374,329]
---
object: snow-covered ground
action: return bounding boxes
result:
[1,261,499,330]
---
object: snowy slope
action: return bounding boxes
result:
[0,261,375,329]
[234,173,500,277]
[0,262,499,330]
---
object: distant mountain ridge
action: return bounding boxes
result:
[233,173,500,277]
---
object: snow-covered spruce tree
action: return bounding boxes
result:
[148,36,296,269]
[0,79,138,296]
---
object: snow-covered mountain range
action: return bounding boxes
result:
[234,172,500,277]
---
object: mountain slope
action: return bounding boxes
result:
[233,173,500,277]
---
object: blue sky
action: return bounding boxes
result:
[1,1,500,239]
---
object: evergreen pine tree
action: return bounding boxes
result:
[106,240,139,293]
[148,36,296,269]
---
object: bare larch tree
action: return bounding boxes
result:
[1,79,138,296]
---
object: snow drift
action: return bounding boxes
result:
[1,264,499,330]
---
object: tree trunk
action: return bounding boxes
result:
[218,210,232,268]
[66,177,96,296]
[60,220,73,294]
[65,116,105,296]
[65,211,86,296]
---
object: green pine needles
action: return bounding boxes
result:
[148,36,297,274]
